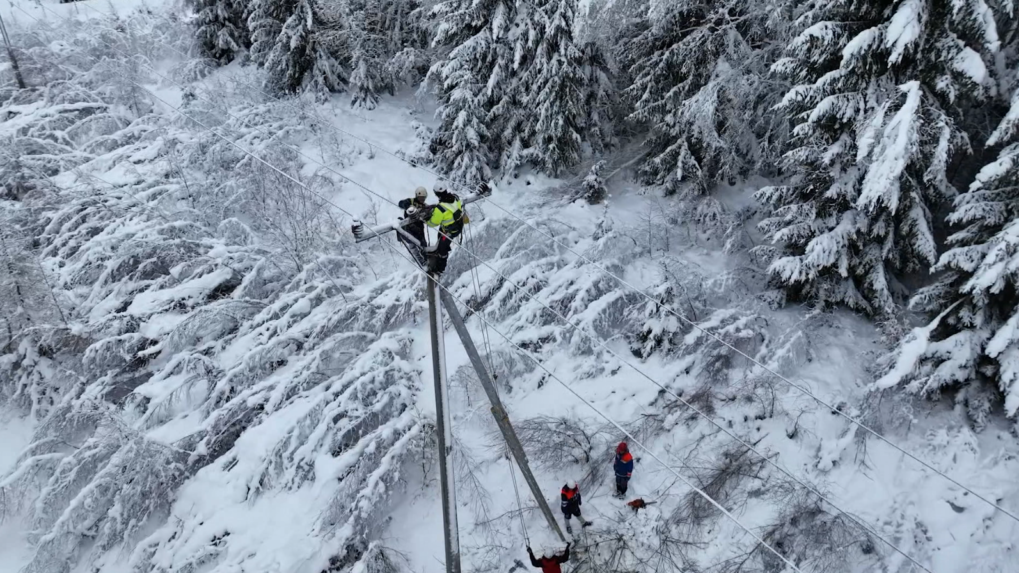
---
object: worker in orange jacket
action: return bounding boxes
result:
[560,481,592,534]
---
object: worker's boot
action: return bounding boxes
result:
[565,523,573,534]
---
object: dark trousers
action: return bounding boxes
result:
[616,476,629,496]
[427,232,458,273]
[563,506,582,521]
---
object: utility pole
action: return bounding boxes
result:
[0,13,26,90]
[353,185,564,571]
[427,273,461,573]
[440,289,567,543]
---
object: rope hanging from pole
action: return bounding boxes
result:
[508,454,530,546]
[464,218,498,380]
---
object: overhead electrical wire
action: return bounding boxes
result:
[136,82,806,573]
[446,240,933,571]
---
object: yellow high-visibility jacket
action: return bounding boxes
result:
[427,198,465,235]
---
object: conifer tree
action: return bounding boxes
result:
[254,0,347,96]
[491,0,542,173]
[578,40,616,155]
[881,71,1019,422]
[247,0,288,65]
[348,0,396,109]
[755,0,1001,315]
[618,0,790,195]
[427,0,517,183]
[188,0,250,64]
[526,0,586,175]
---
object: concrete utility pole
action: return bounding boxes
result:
[440,289,568,543]
[352,186,565,573]
[0,13,26,90]
[427,273,461,573]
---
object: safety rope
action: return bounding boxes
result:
[465,221,498,380]
[508,454,531,546]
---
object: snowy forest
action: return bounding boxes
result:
[0,0,1018,571]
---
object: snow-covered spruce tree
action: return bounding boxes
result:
[582,160,608,204]
[263,0,347,96]
[427,0,518,183]
[488,0,542,174]
[877,74,1019,425]
[348,0,393,109]
[247,0,286,65]
[755,0,1003,315]
[248,0,347,97]
[617,0,791,195]
[187,0,250,64]
[525,0,586,175]
[346,0,431,107]
[578,39,617,155]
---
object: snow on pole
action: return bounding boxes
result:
[427,275,462,573]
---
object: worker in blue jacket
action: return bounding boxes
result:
[614,442,634,498]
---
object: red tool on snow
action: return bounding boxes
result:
[627,498,657,513]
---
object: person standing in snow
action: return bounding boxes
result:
[560,481,592,534]
[526,544,570,573]
[397,187,430,265]
[614,442,634,498]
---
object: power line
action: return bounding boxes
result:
[236,68,1019,526]
[403,253,807,573]
[445,234,932,572]
[100,73,807,572]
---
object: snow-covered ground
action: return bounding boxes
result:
[0,415,34,571]
[2,3,1019,573]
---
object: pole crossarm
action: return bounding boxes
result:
[351,189,492,243]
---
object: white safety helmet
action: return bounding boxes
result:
[566,480,578,490]
[541,547,554,558]
[433,181,449,194]
[414,186,428,200]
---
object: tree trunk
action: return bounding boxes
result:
[0,14,26,89]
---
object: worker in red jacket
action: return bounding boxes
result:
[526,543,570,573]
[614,442,635,498]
